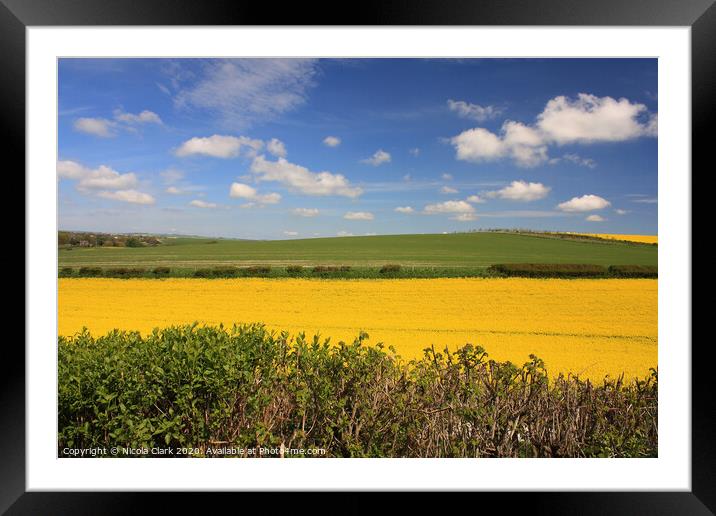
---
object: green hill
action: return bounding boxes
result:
[58,232,657,269]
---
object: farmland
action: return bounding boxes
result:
[58,232,657,270]
[58,277,657,382]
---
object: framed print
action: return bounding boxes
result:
[5,0,710,512]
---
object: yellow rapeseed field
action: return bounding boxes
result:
[58,278,657,381]
[579,233,658,244]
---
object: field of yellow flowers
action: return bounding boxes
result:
[579,233,658,244]
[58,278,657,381]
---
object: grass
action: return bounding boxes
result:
[58,232,658,270]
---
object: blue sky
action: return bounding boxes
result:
[58,58,658,239]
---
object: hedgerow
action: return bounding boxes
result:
[58,324,657,458]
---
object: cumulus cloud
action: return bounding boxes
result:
[160,168,184,184]
[453,213,478,222]
[485,180,551,202]
[614,208,629,215]
[441,173,453,181]
[97,189,155,205]
[451,122,548,167]
[537,94,657,144]
[466,195,485,203]
[166,186,183,195]
[323,136,341,147]
[292,208,320,217]
[361,149,391,166]
[173,59,319,129]
[57,160,87,179]
[283,231,299,237]
[73,117,116,137]
[229,182,281,204]
[344,211,374,221]
[424,200,475,215]
[267,138,287,158]
[394,206,414,214]
[113,109,162,125]
[557,194,611,212]
[337,230,354,237]
[450,93,657,167]
[441,186,459,194]
[585,214,605,222]
[176,135,263,158]
[409,148,420,156]
[447,99,502,121]
[250,156,362,198]
[189,199,218,209]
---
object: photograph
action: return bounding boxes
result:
[56,57,659,459]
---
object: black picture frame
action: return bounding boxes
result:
[5,0,707,513]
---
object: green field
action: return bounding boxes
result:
[58,232,657,269]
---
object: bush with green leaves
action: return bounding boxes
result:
[58,324,657,458]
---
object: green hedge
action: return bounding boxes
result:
[488,263,609,278]
[58,324,657,458]
[608,265,658,278]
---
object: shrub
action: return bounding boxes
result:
[59,267,74,277]
[106,267,147,278]
[488,263,608,278]
[193,268,213,278]
[152,267,171,276]
[608,265,658,278]
[58,324,658,458]
[244,266,271,276]
[379,264,402,274]
[125,238,143,248]
[211,267,239,278]
[286,265,304,275]
[78,266,103,277]
[312,265,351,275]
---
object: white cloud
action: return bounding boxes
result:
[424,200,475,215]
[229,182,281,204]
[557,194,611,212]
[175,135,263,158]
[485,180,551,202]
[97,189,155,205]
[337,230,354,237]
[73,117,115,137]
[77,165,138,191]
[344,211,374,221]
[174,59,318,129]
[113,109,162,125]
[537,93,657,144]
[250,155,362,198]
[283,231,299,237]
[556,153,597,169]
[441,173,453,181]
[267,138,287,158]
[409,148,420,156]
[466,195,485,203]
[403,174,412,182]
[585,214,605,222]
[440,186,459,194]
[394,206,414,214]
[292,208,320,217]
[632,197,658,204]
[450,122,548,167]
[323,136,341,147]
[450,93,656,167]
[361,149,391,166]
[189,199,218,209]
[614,208,629,215]
[57,160,86,179]
[447,99,502,121]
[452,213,478,222]
[166,186,183,195]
